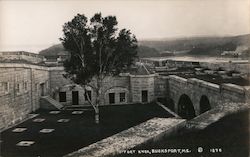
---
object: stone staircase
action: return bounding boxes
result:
[40,96,63,110]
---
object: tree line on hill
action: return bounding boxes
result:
[139,34,250,57]
[40,34,250,58]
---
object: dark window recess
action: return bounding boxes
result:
[109,93,115,104]
[120,92,126,102]
[59,92,66,102]
[40,83,45,96]
[72,91,79,105]
[141,90,148,103]
[84,90,92,101]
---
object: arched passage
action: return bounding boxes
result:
[178,94,196,120]
[200,95,211,114]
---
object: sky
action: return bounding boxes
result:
[0,0,249,53]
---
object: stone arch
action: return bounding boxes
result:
[177,94,196,120]
[104,86,129,105]
[199,95,211,114]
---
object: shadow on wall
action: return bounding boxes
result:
[178,94,196,120]
[200,95,211,114]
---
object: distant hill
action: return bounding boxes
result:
[137,45,159,57]
[39,44,68,56]
[39,44,168,58]
[39,34,250,58]
[139,34,250,57]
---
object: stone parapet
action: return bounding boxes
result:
[129,74,156,78]
[221,83,245,95]
[168,75,248,115]
[168,75,187,83]
[64,118,186,157]
[185,102,249,130]
[48,66,64,71]
[0,63,48,70]
[187,78,220,92]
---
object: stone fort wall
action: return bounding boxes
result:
[0,51,44,64]
[0,63,49,130]
[0,62,248,130]
[167,75,249,115]
[48,67,157,106]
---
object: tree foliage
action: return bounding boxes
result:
[60,13,138,123]
[60,13,138,86]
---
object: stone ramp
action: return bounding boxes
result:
[185,102,250,130]
[64,118,186,157]
[40,96,63,110]
[156,101,180,118]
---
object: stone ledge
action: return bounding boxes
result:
[64,118,186,157]
[0,63,48,70]
[187,78,220,91]
[129,74,156,78]
[168,75,187,83]
[221,83,245,94]
[185,103,250,130]
[0,63,65,71]
[48,66,64,71]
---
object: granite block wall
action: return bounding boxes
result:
[0,64,49,130]
[167,75,249,116]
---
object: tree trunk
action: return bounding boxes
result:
[95,81,101,124]
[83,85,100,124]
[95,107,99,124]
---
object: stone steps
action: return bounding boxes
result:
[156,101,180,118]
[40,96,63,110]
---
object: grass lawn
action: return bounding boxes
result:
[1,103,172,157]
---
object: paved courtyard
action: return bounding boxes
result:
[0,103,172,157]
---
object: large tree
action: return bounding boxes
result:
[60,13,138,123]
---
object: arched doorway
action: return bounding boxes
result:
[200,95,211,114]
[178,94,196,120]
